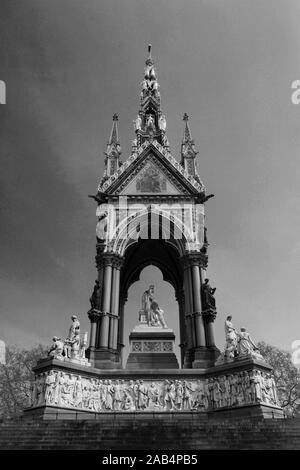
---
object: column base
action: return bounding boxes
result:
[183,349,194,369]
[192,346,221,369]
[86,347,122,369]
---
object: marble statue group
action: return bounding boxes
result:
[139,285,168,328]
[220,315,264,363]
[47,316,89,366]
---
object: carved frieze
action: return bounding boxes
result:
[30,371,207,412]
[30,368,280,413]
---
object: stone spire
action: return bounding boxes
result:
[132,45,169,151]
[104,114,122,178]
[181,113,198,177]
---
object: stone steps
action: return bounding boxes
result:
[1,418,300,450]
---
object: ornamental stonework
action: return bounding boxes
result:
[30,369,280,414]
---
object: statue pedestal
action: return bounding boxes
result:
[125,324,179,369]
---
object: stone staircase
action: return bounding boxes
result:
[0,415,300,450]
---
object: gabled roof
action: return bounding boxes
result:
[97,140,205,197]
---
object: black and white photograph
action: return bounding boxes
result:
[0,0,300,455]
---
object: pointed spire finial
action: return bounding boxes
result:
[146,44,154,66]
[109,114,119,144]
[182,113,192,143]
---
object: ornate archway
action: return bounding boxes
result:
[87,206,219,369]
[86,46,219,369]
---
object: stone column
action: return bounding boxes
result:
[109,257,122,350]
[183,266,193,350]
[191,264,206,347]
[205,316,216,347]
[99,259,113,348]
[118,293,127,364]
[176,289,186,368]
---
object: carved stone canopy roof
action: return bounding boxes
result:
[98,140,205,198]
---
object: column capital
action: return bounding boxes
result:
[180,252,208,269]
[87,309,102,323]
[96,253,124,269]
[88,308,120,322]
[202,308,217,323]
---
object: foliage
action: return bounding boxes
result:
[257,341,300,416]
[0,344,47,419]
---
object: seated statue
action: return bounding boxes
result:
[140,285,168,328]
[237,328,264,360]
[48,337,64,360]
[150,300,168,329]
[201,278,216,310]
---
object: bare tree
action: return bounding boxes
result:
[0,344,47,419]
[258,341,300,416]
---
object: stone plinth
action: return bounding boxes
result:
[126,325,179,369]
[24,356,284,420]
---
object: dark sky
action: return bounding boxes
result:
[1,0,300,364]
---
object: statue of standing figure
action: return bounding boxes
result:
[90,280,101,310]
[224,315,238,359]
[201,278,216,310]
[140,285,168,328]
[64,315,80,359]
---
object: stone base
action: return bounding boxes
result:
[183,346,221,369]
[208,403,284,419]
[126,328,179,369]
[126,353,179,369]
[192,346,221,369]
[26,357,283,420]
[86,347,122,369]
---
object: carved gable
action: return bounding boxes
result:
[120,158,183,195]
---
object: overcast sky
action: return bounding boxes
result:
[1,0,300,364]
